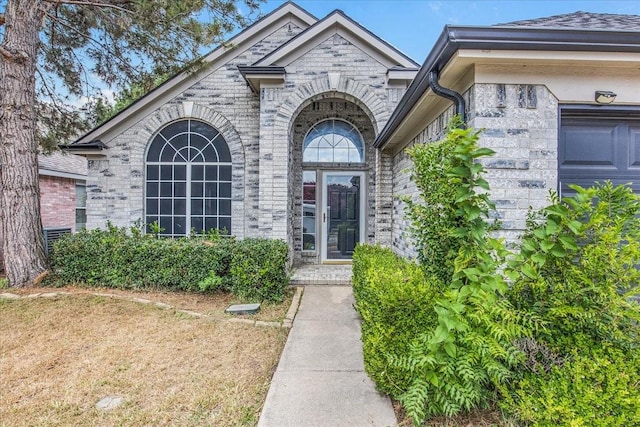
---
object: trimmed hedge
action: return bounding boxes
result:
[230,238,290,303]
[49,226,290,302]
[352,244,439,396]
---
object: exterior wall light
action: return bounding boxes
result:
[595,90,617,104]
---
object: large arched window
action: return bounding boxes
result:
[145,119,232,237]
[303,119,364,163]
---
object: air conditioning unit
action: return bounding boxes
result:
[43,227,72,254]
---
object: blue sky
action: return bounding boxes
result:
[260,0,640,63]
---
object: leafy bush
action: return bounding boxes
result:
[403,119,495,284]
[352,244,438,396]
[354,123,537,425]
[503,182,640,425]
[50,225,233,291]
[353,119,639,425]
[229,238,290,303]
[503,346,640,426]
[507,182,640,352]
[50,225,290,302]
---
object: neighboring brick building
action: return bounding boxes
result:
[69,3,639,264]
[38,152,88,232]
[0,152,87,273]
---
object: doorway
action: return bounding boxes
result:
[320,172,365,262]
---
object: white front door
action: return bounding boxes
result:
[320,172,366,262]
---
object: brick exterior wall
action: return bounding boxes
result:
[390,83,558,257]
[40,175,77,232]
[0,174,77,273]
[86,23,405,264]
[257,33,400,247]
[86,23,307,236]
[469,84,558,243]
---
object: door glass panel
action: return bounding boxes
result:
[325,175,360,260]
[302,171,316,251]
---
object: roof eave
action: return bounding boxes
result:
[39,169,87,180]
[237,65,287,93]
[374,25,640,149]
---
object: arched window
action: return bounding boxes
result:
[145,119,232,237]
[303,119,364,163]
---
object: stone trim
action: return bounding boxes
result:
[258,75,389,240]
[276,75,389,139]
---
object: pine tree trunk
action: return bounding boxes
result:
[0,1,51,287]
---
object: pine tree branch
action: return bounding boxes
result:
[44,10,142,79]
[43,0,134,15]
[0,13,5,27]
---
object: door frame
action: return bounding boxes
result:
[320,171,366,263]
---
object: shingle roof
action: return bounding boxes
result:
[498,11,640,31]
[38,151,87,177]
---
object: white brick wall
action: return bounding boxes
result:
[86,26,404,265]
[390,84,559,256]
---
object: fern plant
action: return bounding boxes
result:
[393,119,538,425]
[507,182,640,351]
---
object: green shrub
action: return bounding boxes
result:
[352,122,537,425]
[503,182,640,426]
[50,226,234,291]
[352,119,638,425]
[507,182,640,352]
[49,226,290,302]
[403,119,496,284]
[502,346,640,426]
[352,244,439,396]
[229,238,290,303]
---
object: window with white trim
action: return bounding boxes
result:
[303,119,364,163]
[75,182,86,231]
[145,119,232,237]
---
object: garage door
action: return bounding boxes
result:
[559,107,640,196]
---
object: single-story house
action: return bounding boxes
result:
[68,2,639,263]
[0,151,87,272]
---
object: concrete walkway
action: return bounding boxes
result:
[258,286,397,427]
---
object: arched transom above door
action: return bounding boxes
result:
[303,119,365,163]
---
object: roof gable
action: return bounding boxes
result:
[254,9,418,69]
[75,1,317,144]
[498,11,640,31]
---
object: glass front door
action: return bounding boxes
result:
[321,172,365,261]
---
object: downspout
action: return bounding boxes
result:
[428,70,466,127]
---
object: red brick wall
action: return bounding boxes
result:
[40,175,77,232]
[0,175,76,273]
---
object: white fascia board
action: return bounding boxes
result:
[39,169,87,180]
[75,4,317,145]
[387,68,419,85]
[456,49,640,65]
[254,13,417,68]
[244,73,286,92]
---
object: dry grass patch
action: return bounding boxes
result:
[0,293,290,426]
[8,285,295,322]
